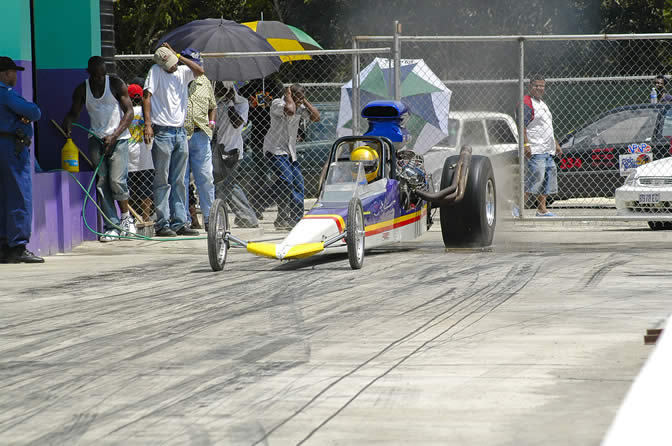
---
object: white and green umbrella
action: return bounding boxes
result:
[337,58,452,155]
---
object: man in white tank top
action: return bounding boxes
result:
[142,43,205,237]
[63,56,134,242]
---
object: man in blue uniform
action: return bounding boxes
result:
[0,56,43,263]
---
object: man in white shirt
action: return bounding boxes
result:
[213,82,258,228]
[142,43,204,237]
[263,84,320,230]
[522,74,562,217]
[63,56,134,242]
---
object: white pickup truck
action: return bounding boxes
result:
[423,111,519,191]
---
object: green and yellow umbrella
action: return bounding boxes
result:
[241,21,323,62]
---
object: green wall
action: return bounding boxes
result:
[33,0,100,69]
[0,0,32,61]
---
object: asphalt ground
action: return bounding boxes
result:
[1,215,671,445]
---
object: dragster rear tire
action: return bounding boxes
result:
[208,198,230,271]
[346,197,365,269]
[440,155,497,247]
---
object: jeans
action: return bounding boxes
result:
[525,153,558,196]
[152,125,188,231]
[185,130,215,224]
[269,154,305,224]
[89,138,130,231]
[0,137,31,248]
[212,146,258,227]
[248,149,275,214]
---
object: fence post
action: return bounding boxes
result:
[393,21,401,101]
[352,38,361,134]
[517,37,526,218]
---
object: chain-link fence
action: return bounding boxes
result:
[114,48,388,230]
[357,33,672,224]
[113,33,672,230]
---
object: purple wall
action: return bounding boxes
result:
[35,68,91,171]
[30,171,98,256]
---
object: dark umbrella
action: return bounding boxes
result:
[157,18,282,81]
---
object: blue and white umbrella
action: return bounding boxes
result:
[337,58,452,155]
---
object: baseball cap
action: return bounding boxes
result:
[0,56,25,72]
[180,48,203,66]
[128,83,143,98]
[154,47,178,71]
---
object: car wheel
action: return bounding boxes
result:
[440,155,497,247]
[208,198,229,271]
[346,197,365,269]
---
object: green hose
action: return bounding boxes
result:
[69,122,207,242]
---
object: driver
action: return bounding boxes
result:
[350,145,379,183]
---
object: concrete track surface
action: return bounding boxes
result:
[1,222,672,445]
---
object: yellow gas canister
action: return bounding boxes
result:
[61,138,80,172]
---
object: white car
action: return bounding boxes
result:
[615,157,672,229]
[424,111,519,191]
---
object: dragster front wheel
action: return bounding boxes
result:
[346,197,365,270]
[208,198,229,271]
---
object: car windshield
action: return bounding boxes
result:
[569,108,658,147]
[662,108,672,138]
[302,105,339,142]
[319,161,367,204]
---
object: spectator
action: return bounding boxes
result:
[126,83,154,224]
[142,43,204,237]
[240,77,284,219]
[182,48,216,231]
[652,75,672,103]
[63,56,135,242]
[0,56,43,263]
[520,74,562,217]
[263,84,320,230]
[213,81,258,229]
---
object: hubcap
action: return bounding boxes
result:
[356,207,364,260]
[485,179,495,225]
[217,208,227,264]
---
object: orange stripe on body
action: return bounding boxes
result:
[302,214,345,233]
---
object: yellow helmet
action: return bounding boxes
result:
[350,145,380,182]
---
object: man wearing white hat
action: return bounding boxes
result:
[142,43,204,237]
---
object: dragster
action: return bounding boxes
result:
[207,100,497,271]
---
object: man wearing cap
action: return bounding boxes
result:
[181,48,216,231]
[143,43,205,237]
[63,56,135,242]
[0,56,43,263]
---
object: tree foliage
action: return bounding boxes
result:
[114,0,672,74]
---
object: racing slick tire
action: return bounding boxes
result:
[208,198,230,271]
[440,155,497,247]
[647,221,672,230]
[346,197,365,270]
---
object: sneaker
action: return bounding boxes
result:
[155,227,177,237]
[100,229,120,242]
[535,211,556,217]
[176,225,199,236]
[6,246,45,263]
[234,218,259,229]
[120,216,137,237]
[0,245,8,264]
[204,222,209,232]
[273,221,294,231]
[511,204,521,218]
